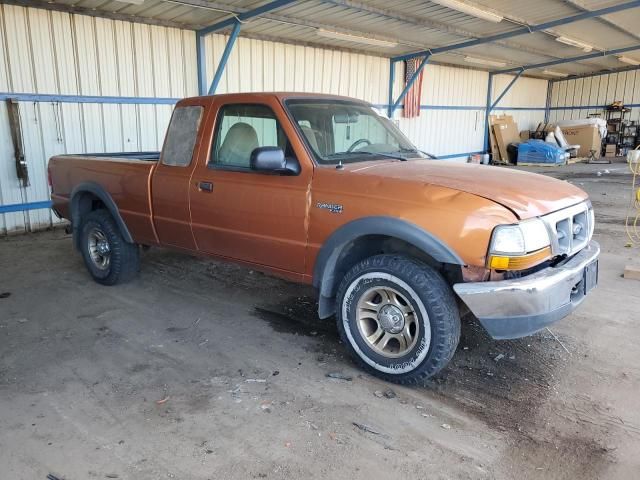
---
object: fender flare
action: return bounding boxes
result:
[312,216,464,318]
[70,182,134,249]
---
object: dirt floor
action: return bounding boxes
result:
[1,160,639,479]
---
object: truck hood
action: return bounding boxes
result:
[345,160,588,219]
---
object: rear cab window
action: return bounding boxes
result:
[161,105,204,167]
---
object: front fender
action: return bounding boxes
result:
[312,216,464,318]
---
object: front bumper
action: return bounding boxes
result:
[453,240,600,340]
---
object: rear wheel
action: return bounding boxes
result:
[80,209,140,285]
[336,254,460,384]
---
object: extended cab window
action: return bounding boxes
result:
[161,106,203,167]
[210,104,292,169]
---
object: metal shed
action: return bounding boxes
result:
[2,0,640,234]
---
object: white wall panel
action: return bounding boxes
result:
[204,34,390,105]
[550,69,640,124]
[0,5,196,234]
[389,65,547,160]
[491,74,547,131]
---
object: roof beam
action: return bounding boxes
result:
[1,0,203,29]
[392,0,640,62]
[548,64,640,83]
[180,0,559,67]
[198,0,300,35]
[322,0,572,66]
[173,0,424,49]
[494,44,640,75]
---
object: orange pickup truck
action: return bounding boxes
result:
[49,92,599,384]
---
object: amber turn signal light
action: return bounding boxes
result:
[488,247,552,271]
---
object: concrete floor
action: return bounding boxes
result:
[1,160,639,480]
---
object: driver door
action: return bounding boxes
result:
[189,97,313,275]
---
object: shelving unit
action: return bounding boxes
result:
[604,106,632,157]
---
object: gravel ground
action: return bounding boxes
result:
[1,160,639,479]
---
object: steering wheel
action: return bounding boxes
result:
[347,138,371,152]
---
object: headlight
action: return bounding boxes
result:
[488,219,551,270]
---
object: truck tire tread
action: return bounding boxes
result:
[336,254,460,385]
[80,209,140,285]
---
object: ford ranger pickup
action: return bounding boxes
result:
[48,93,599,384]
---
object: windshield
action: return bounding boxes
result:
[285,99,424,165]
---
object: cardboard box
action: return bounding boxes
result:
[559,124,602,158]
[490,115,519,164]
[605,144,617,156]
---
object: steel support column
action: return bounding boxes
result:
[208,20,241,95]
[196,31,206,96]
[544,80,552,123]
[388,55,430,117]
[387,59,396,118]
[484,70,523,154]
[195,0,299,96]
[484,73,493,154]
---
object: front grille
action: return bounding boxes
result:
[542,202,593,256]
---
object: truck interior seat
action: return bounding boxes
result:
[218,122,259,167]
[299,125,320,153]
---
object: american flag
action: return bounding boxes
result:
[403,57,424,118]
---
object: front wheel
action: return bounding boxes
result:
[79,209,140,285]
[336,254,460,384]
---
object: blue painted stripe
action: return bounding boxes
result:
[0,92,179,105]
[373,103,545,111]
[493,106,547,111]
[1,94,546,112]
[437,150,484,160]
[421,105,483,110]
[550,103,640,110]
[0,200,52,214]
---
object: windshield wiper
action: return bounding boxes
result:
[398,147,438,159]
[351,151,408,161]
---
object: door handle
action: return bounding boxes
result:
[197,181,213,192]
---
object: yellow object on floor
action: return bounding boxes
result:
[626,147,640,245]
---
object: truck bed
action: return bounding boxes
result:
[49,153,159,245]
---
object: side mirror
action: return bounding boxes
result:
[250,147,300,175]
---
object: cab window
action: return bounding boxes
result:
[210,104,294,169]
[161,106,203,167]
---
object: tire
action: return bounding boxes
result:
[336,254,460,385]
[79,209,140,285]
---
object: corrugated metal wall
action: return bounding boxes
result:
[395,64,488,161]
[549,70,640,122]
[204,36,548,162]
[0,5,549,235]
[204,34,389,104]
[492,74,547,134]
[0,4,197,235]
[392,68,547,161]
